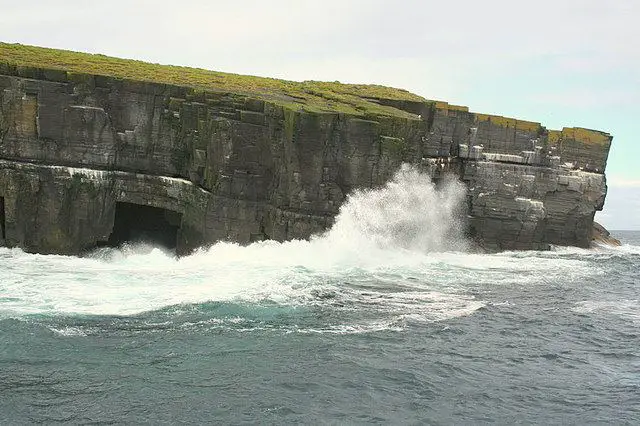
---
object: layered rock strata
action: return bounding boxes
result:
[0,50,612,255]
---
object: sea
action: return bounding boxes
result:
[1,166,638,425]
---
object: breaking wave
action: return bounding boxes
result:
[322,164,469,253]
[0,165,473,327]
[573,299,640,324]
[1,165,631,333]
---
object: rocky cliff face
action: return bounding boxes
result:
[0,46,613,255]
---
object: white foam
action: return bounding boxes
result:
[48,326,88,337]
[609,243,640,255]
[0,166,480,324]
[573,300,640,323]
[321,164,468,253]
[297,321,405,335]
[65,166,107,180]
[1,166,623,328]
[553,242,640,257]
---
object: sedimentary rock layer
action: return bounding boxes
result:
[0,44,612,254]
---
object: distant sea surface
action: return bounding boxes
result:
[1,169,638,424]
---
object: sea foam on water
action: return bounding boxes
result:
[0,166,473,319]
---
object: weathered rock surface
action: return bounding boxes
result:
[591,221,621,247]
[0,54,613,255]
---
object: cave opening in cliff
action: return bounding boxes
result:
[0,197,5,240]
[105,202,182,250]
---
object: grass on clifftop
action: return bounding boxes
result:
[0,43,425,118]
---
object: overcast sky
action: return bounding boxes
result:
[1,0,638,229]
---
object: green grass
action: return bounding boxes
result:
[0,42,427,118]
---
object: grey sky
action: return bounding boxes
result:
[1,0,638,229]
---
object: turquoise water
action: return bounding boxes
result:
[1,168,638,424]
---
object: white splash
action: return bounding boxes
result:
[0,166,469,323]
[65,166,107,180]
[322,164,468,253]
[573,300,640,324]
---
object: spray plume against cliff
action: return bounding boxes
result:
[0,166,470,318]
[324,165,468,253]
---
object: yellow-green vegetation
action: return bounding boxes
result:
[474,113,541,133]
[434,101,469,113]
[380,136,407,158]
[284,109,296,142]
[548,127,612,145]
[0,42,425,119]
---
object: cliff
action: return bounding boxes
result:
[0,43,613,255]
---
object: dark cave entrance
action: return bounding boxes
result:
[0,197,5,240]
[105,202,182,250]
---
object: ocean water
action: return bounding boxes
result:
[1,167,638,425]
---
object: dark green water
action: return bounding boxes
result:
[1,232,638,424]
[1,170,638,424]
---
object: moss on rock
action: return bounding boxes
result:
[0,42,424,119]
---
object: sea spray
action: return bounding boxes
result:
[0,166,477,319]
[321,164,468,253]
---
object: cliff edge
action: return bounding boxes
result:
[0,43,613,254]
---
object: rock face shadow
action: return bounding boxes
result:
[103,202,182,250]
[0,196,5,241]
